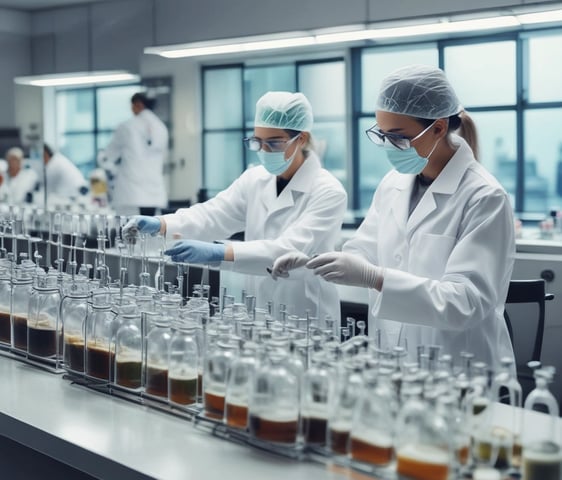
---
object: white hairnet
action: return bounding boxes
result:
[254,91,313,132]
[376,64,462,119]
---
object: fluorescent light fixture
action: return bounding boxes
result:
[145,33,314,59]
[14,70,139,87]
[517,9,562,25]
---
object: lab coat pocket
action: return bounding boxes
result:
[410,233,456,278]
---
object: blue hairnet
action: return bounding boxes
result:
[254,91,313,132]
[376,64,462,119]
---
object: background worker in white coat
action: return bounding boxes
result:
[124,91,347,322]
[2,147,38,204]
[43,144,87,199]
[99,92,168,216]
[273,65,515,370]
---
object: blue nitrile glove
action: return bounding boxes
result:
[164,240,225,264]
[122,216,161,239]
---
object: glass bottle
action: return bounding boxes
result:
[204,337,238,420]
[144,312,173,399]
[85,291,117,382]
[301,355,334,447]
[225,341,258,429]
[61,278,90,374]
[0,263,12,346]
[249,344,300,445]
[395,372,452,480]
[350,364,397,468]
[168,320,199,408]
[10,262,37,354]
[114,308,143,391]
[522,366,562,480]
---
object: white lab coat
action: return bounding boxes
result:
[5,168,38,204]
[46,152,87,198]
[102,109,168,211]
[344,135,515,370]
[163,151,347,322]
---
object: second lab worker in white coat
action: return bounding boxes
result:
[43,144,87,199]
[124,91,347,322]
[100,93,168,215]
[274,65,515,370]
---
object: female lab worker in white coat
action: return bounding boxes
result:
[273,65,515,370]
[123,91,347,321]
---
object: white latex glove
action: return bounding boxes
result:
[306,252,380,288]
[269,251,311,280]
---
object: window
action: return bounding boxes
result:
[202,59,346,198]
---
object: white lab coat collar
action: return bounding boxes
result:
[390,134,474,235]
[261,151,321,216]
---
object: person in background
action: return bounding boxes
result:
[123,91,347,322]
[2,147,39,204]
[43,144,88,199]
[273,65,515,370]
[98,92,168,216]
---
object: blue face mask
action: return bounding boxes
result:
[383,146,430,174]
[256,141,299,176]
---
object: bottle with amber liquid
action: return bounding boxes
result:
[144,312,173,400]
[349,364,397,469]
[522,366,562,480]
[204,336,238,420]
[10,263,34,354]
[249,344,300,446]
[61,278,90,374]
[0,262,12,347]
[394,370,453,480]
[168,320,199,408]
[27,273,61,363]
[225,340,258,429]
[114,308,142,391]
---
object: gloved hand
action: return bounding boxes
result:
[164,240,225,264]
[306,252,380,289]
[122,216,161,239]
[269,251,310,280]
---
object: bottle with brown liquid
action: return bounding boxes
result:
[225,341,258,429]
[114,309,142,391]
[0,262,12,347]
[27,274,61,362]
[10,262,34,354]
[168,320,199,407]
[61,279,90,374]
[85,291,118,382]
[349,364,397,468]
[144,311,173,399]
[249,344,299,445]
[522,366,562,480]
[204,337,238,420]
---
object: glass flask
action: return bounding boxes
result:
[0,263,12,346]
[168,320,199,408]
[249,344,300,445]
[301,355,334,447]
[395,372,452,480]
[114,308,143,391]
[522,366,562,480]
[224,341,258,429]
[144,313,173,399]
[85,291,117,382]
[10,265,34,353]
[350,365,397,468]
[328,360,364,456]
[204,338,238,420]
[61,279,90,373]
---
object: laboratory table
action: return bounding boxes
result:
[0,355,344,480]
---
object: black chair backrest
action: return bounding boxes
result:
[503,279,553,364]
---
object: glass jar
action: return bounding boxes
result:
[10,266,34,353]
[168,320,199,407]
[114,309,143,391]
[144,314,173,399]
[61,280,90,374]
[85,291,117,382]
[225,341,258,429]
[249,345,300,445]
[0,265,12,346]
[204,338,238,420]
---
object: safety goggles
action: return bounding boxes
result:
[243,134,300,153]
[365,121,435,151]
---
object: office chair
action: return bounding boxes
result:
[503,279,554,399]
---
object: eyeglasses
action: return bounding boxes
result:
[365,121,435,151]
[243,134,300,153]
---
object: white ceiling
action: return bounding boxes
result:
[0,0,106,10]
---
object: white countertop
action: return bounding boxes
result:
[0,354,345,480]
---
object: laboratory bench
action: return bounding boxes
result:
[0,355,345,480]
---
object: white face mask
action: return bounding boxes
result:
[256,138,300,175]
